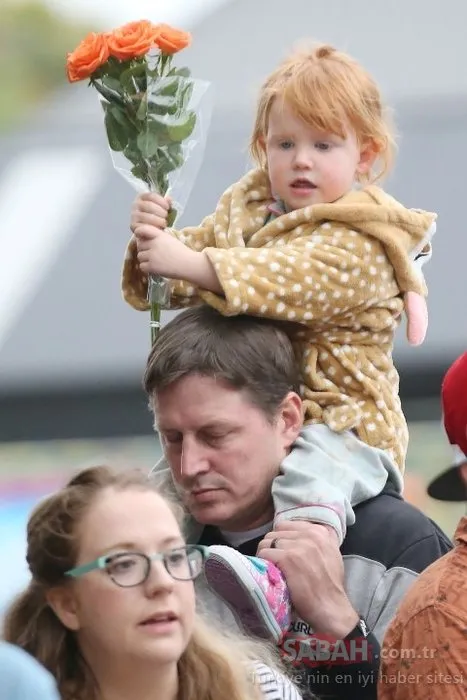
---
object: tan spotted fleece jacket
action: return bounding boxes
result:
[122,168,437,471]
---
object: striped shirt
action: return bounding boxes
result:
[253,662,305,700]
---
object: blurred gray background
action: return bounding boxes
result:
[0,0,466,442]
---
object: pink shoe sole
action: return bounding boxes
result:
[204,547,288,643]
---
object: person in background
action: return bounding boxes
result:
[379,351,467,699]
[0,641,60,700]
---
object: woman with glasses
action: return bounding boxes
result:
[2,465,303,700]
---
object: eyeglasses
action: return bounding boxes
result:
[65,545,206,587]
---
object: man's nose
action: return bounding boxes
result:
[180,436,210,478]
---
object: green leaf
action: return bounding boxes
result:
[92,79,125,108]
[124,138,142,165]
[156,77,179,97]
[165,143,184,169]
[131,163,150,185]
[137,130,160,159]
[169,66,191,78]
[105,56,132,79]
[166,111,196,142]
[147,92,179,115]
[120,61,147,94]
[146,76,193,115]
[146,117,172,146]
[136,94,148,121]
[101,74,124,95]
[180,80,194,110]
[108,103,131,130]
[104,103,128,152]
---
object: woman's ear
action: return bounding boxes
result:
[46,586,81,631]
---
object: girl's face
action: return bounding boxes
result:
[49,488,196,668]
[265,99,374,210]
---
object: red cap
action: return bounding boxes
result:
[441,352,467,458]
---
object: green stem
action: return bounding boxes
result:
[91,78,126,108]
[150,296,161,344]
[159,53,172,76]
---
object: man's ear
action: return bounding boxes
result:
[277,391,303,447]
[46,586,81,631]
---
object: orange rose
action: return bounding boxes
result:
[106,20,161,61]
[66,32,109,83]
[156,24,192,55]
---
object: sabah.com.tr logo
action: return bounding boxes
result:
[281,633,374,667]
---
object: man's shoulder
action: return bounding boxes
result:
[339,490,453,643]
[342,489,453,572]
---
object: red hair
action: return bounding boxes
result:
[250,43,396,183]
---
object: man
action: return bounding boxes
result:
[0,641,60,700]
[379,351,467,699]
[144,305,451,700]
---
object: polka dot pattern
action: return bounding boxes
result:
[122,169,437,471]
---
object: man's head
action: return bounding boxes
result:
[427,352,467,501]
[144,306,304,531]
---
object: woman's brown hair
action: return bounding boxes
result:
[3,464,296,700]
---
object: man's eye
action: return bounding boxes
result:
[163,433,182,444]
[203,434,227,446]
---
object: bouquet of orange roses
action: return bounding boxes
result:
[66,21,212,342]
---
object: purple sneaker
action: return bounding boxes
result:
[204,545,291,643]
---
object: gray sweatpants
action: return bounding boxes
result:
[150,423,403,545]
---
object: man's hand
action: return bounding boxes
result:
[258,520,359,638]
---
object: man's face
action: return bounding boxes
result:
[152,374,302,531]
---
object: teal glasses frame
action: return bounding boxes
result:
[65,544,207,587]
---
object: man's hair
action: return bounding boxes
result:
[143,305,301,419]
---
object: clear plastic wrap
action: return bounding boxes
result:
[94,50,213,338]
